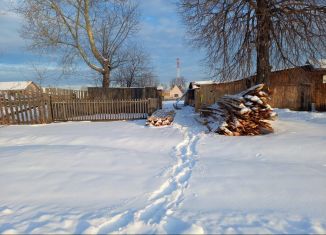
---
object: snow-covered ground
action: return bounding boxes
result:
[0,101,326,234]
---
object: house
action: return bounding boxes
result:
[0,81,41,92]
[161,85,184,100]
[162,90,171,100]
[185,65,326,111]
[169,85,184,99]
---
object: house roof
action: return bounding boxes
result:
[157,85,164,90]
[307,59,326,69]
[0,81,38,91]
[171,85,184,93]
[193,81,216,85]
[189,80,217,89]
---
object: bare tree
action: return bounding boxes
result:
[18,0,139,88]
[137,71,159,87]
[31,63,49,87]
[179,1,326,84]
[113,45,159,87]
[170,77,187,90]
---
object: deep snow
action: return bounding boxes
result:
[0,102,326,234]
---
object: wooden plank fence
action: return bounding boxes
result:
[43,88,89,101]
[189,67,326,112]
[87,87,159,100]
[0,91,52,125]
[51,99,158,122]
[0,90,160,125]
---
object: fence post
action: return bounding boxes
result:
[147,98,158,115]
[48,95,54,123]
[0,91,5,125]
[8,93,15,124]
[63,101,67,121]
[157,90,163,109]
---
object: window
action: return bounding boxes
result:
[323,75,326,83]
[174,94,179,98]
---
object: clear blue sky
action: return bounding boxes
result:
[0,0,208,88]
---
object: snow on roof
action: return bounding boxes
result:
[0,81,36,90]
[307,59,326,69]
[157,85,164,90]
[193,81,216,85]
[189,80,217,89]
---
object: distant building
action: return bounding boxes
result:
[161,85,184,100]
[169,85,183,99]
[0,81,41,92]
[162,90,171,100]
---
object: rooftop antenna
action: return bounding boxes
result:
[176,58,181,78]
[173,58,186,110]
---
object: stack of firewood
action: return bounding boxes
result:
[198,84,277,136]
[146,109,176,126]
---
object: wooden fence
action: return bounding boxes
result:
[43,88,89,101]
[195,83,313,111]
[0,91,52,125]
[190,67,326,111]
[88,87,159,99]
[51,99,158,122]
[0,90,160,125]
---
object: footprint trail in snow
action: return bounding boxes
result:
[87,106,205,234]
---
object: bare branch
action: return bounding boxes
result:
[179,0,326,84]
[17,0,140,87]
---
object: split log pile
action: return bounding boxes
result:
[146,109,176,126]
[198,84,277,136]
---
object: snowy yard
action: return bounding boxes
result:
[0,102,326,234]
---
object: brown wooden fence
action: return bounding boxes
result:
[43,88,89,100]
[190,67,326,111]
[51,99,158,122]
[0,91,52,125]
[87,87,162,109]
[88,87,159,99]
[0,90,160,125]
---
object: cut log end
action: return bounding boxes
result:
[198,84,277,136]
[146,109,176,127]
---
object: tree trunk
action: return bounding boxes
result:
[102,69,110,88]
[256,0,272,85]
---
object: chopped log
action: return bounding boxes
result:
[146,109,176,127]
[198,84,277,136]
